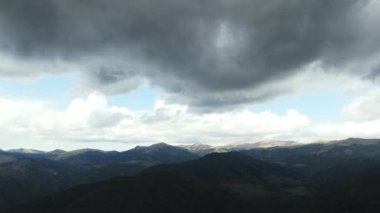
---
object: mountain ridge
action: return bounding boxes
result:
[1,138,379,212]
[7,152,312,213]
[9,149,379,213]
[5,137,379,154]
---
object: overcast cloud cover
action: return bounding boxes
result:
[1,0,380,108]
[0,0,380,149]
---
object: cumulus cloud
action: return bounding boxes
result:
[342,87,380,121]
[310,86,380,140]
[0,96,59,135]
[0,92,310,145]
[0,0,379,109]
[313,119,380,140]
[3,90,380,148]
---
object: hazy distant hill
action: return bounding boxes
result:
[179,144,214,155]
[218,140,298,151]
[121,142,198,163]
[182,140,299,155]
[38,143,199,167]
[241,138,380,178]
[329,137,380,147]
[8,148,45,154]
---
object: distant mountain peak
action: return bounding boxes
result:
[48,149,67,155]
[149,142,172,148]
[134,142,171,150]
[182,143,212,149]
[125,142,198,163]
[8,148,45,154]
[218,140,298,151]
[332,138,380,146]
[70,148,104,153]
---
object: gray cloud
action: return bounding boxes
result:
[80,65,146,94]
[0,0,379,110]
[364,64,380,81]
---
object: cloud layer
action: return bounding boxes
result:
[1,0,379,109]
[0,92,310,146]
[342,87,380,121]
[1,87,380,150]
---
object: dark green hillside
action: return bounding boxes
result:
[0,153,77,210]
[121,142,199,163]
[62,143,199,184]
[8,152,313,213]
[2,139,380,213]
[242,138,380,177]
[0,143,199,212]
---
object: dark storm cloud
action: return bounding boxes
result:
[96,67,132,85]
[0,0,379,109]
[364,65,380,81]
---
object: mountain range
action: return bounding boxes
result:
[181,140,299,155]
[1,138,379,212]
[0,143,197,211]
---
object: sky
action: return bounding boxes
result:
[0,0,380,151]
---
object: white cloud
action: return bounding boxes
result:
[0,96,58,134]
[311,86,380,140]
[0,92,311,149]
[3,87,380,150]
[342,87,380,121]
[338,86,380,138]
